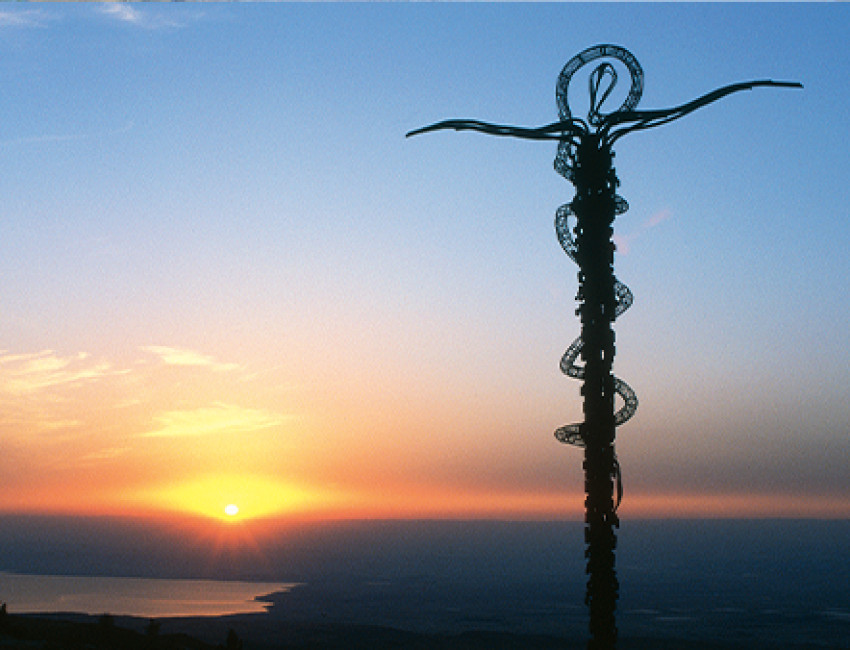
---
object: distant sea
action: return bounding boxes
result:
[0,572,295,617]
[0,518,848,647]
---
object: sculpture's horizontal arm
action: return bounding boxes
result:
[606,79,802,139]
[407,79,802,157]
[406,118,586,140]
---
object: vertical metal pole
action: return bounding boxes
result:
[573,134,619,649]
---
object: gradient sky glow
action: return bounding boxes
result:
[1,3,848,523]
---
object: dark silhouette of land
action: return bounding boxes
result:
[1,611,827,649]
[1,519,847,649]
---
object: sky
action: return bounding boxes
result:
[1,3,848,525]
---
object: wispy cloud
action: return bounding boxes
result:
[0,9,50,28]
[0,350,128,439]
[140,403,290,439]
[0,350,126,396]
[100,3,143,25]
[644,208,672,229]
[80,446,131,462]
[614,208,673,255]
[0,121,134,149]
[142,346,241,372]
[99,3,183,30]
[0,411,82,433]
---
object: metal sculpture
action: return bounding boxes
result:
[408,44,801,649]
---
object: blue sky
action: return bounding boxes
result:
[0,3,848,519]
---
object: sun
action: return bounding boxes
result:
[137,474,353,523]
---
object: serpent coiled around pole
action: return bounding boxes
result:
[553,200,638,449]
[553,195,637,512]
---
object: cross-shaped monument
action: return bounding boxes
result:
[408,44,801,649]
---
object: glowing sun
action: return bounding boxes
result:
[224,504,239,517]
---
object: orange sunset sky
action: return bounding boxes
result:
[2,4,848,525]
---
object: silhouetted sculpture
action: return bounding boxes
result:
[225,628,244,650]
[408,44,801,649]
[145,618,161,638]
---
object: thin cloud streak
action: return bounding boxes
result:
[0,413,82,432]
[0,9,49,28]
[615,208,674,255]
[80,446,131,462]
[0,350,125,396]
[142,346,241,372]
[100,3,143,25]
[140,403,291,439]
[99,4,184,30]
[644,208,673,229]
[0,121,134,148]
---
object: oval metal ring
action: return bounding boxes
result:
[556,44,644,123]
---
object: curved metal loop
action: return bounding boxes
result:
[554,140,579,183]
[589,63,617,126]
[556,44,644,125]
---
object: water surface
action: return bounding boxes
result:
[0,572,295,617]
